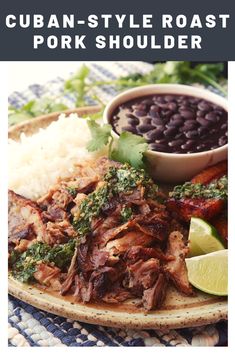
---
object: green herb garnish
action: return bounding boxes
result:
[170,176,228,200]
[86,121,148,169]
[73,164,158,237]
[120,206,133,223]
[9,240,76,283]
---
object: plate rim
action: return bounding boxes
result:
[9,276,227,330]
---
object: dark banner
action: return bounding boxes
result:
[1,0,235,60]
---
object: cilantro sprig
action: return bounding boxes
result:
[86,119,148,169]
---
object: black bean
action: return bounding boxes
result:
[181,139,196,150]
[155,96,166,104]
[205,112,220,123]
[225,131,228,137]
[127,116,139,125]
[198,126,208,137]
[218,136,227,146]
[214,109,224,117]
[162,110,173,119]
[136,103,147,110]
[163,127,177,137]
[185,130,198,139]
[168,119,183,128]
[134,110,146,117]
[186,124,198,131]
[210,145,219,150]
[180,125,190,132]
[155,144,169,152]
[151,117,164,126]
[140,117,152,125]
[174,132,184,139]
[148,110,159,118]
[189,98,200,104]
[180,110,195,119]
[196,117,212,128]
[197,110,206,117]
[172,114,181,120]
[145,128,164,141]
[198,101,212,112]
[168,139,184,147]
[184,119,198,127]
[149,143,168,152]
[122,126,137,133]
[167,102,177,111]
[165,95,175,102]
[142,99,153,105]
[209,128,218,135]
[150,104,160,111]
[221,123,227,130]
[137,124,155,133]
[196,143,207,151]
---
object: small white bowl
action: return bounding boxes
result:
[103,84,227,183]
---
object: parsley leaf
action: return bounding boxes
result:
[111,132,148,169]
[86,119,112,152]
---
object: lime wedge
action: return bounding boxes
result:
[188,217,225,257]
[186,250,228,296]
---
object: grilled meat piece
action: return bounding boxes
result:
[164,231,193,295]
[191,161,227,185]
[167,198,225,222]
[8,190,46,247]
[167,161,227,223]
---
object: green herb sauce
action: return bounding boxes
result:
[73,164,158,237]
[169,176,228,200]
[120,206,133,223]
[9,240,76,283]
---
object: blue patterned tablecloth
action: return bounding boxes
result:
[8,61,228,347]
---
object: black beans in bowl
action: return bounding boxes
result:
[110,94,227,154]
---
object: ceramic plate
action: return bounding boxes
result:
[8,107,228,330]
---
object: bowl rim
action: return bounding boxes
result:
[103,83,228,159]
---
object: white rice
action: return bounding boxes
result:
[8,113,105,200]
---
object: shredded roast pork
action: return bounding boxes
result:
[8,157,226,311]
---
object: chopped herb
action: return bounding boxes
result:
[73,164,158,237]
[73,184,110,236]
[121,206,133,223]
[66,186,78,197]
[10,240,76,283]
[170,176,228,200]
